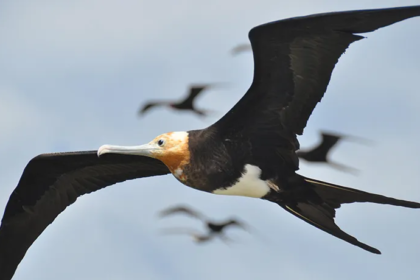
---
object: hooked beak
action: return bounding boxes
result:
[97,143,157,157]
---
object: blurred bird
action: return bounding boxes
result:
[230,43,252,55]
[159,228,215,243]
[297,131,372,174]
[159,227,234,244]
[159,205,249,235]
[139,84,221,117]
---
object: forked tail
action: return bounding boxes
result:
[304,177,420,208]
[270,175,420,254]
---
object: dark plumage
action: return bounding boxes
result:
[139,84,218,117]
[0,152,169,280]
[159,205,248,235]
[2,6,420,279]
[297,131,371,173]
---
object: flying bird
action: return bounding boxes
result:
[297,131,371,173]
[2,5,420,279]
[159,205,248,235]
[159,228,233,244]
[230,43,252,55]
[139,84,218,117]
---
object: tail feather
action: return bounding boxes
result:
[304,177,420,209]
[269,175,420,254]
[280,202,381,254]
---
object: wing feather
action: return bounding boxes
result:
[139,101,168,115]
[211,5,420,138]
[0,151,169,280]
[177,86,208,108]
[207,6,420,176]
[159,206,206,221]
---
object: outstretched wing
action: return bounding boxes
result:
[320,132,341,149]
[177,86,209,108]
[159,205,206,221]
[0,151,170,280]
[139,101,169,115]
[298,132,342,161]
[222,219,249,231]
[210,6,420,161]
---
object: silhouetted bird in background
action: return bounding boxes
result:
[139,84,219,117]
[230,43,252,55]
[159,206,248,236]
[297,131,372,174]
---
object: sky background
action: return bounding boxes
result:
[1,0,420,279]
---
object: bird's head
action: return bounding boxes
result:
[98,131,190,175]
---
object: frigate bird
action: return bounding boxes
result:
[139,84,218,117]
[297,131,372,173]
[159,205,248,234]
[2,6,420,280]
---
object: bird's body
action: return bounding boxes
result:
[139,84,217,117]
[2,5,420,280]
[207,222,232,232]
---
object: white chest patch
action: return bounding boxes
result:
[212,164,270,198]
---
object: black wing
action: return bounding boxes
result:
[318,132,342,153]
[139,101,169,115]
[210,6,420,164]
[297,132,342,161]
[0,151,170,280]
[176,85,209,108]
[159,205,206,221]
[222,219,249,231]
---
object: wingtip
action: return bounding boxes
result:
[137,109,145,117]
[370,248,381,255]
[406,201,420,209]
[359,242,381,254]
[157,210,169,218]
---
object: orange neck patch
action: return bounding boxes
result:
[153,132,191,179]
[157,148,190,174]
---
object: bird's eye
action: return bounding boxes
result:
[157,139,165,146]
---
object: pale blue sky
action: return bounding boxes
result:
[1,0,420,279]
